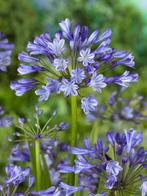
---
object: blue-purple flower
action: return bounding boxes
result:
[4,165,30,185]
[71,67,85,84]
[106,160,123,176]
[86,91,147,125]
[60,79,78,96]
[59,129,147,195]
[0,105,12,127]
[88,73,107,93]
[52,58,69,71]
[0,32,14,71]
[10,19,137,114]
[10,78,38,96]
[0,165,34,195]
[81,95,98,114]
[114,71,138,88]
[78,48,95,66]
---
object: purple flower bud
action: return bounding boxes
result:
[97,28,112,42]
[10,78,37,96]
[59,18,72,40]
[28,176,34,188]
[105,175,116,189]
[31,186,58,195]
[60,182,83,196]
[18,64,45,75]
[81,26,89,42]
[106,131,115,146]
[114,71,138,88]
[18,52,39,63]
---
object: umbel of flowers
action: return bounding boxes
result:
[10,18,137,110]
[2,18,145,196]
[87,91,147,124]
[10,18,138,153]
[58,129,147,196]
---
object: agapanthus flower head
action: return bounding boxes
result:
[4,165,30,185]
[10,19,137,114]
[86,91,147,125]
[0,32,14,71]
[0,164,34,195]
[59,129,147,195]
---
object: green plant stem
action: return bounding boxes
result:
[90,121,98,144]
[68,96,77,186]
[35,139,41,190]
[71,95,77,147]
[74,174,80,196]
[115,191,119,196]
[110,191,119,196]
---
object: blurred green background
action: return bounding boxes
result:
[0,0,147,171]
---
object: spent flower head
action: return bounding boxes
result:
[13,105,69,142]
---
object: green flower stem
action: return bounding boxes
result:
[74,174,80,196]
[71,95,77,147]
[90,121,99,144]
[68,95,77,186]
[115,191,119,196]
[109,191,119,196]
[35,139,41,190]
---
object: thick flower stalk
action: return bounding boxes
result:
[9,138,71,190]
[58,129,147,196]
[0,32,14,72]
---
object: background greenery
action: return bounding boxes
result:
[0,0,147,179]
